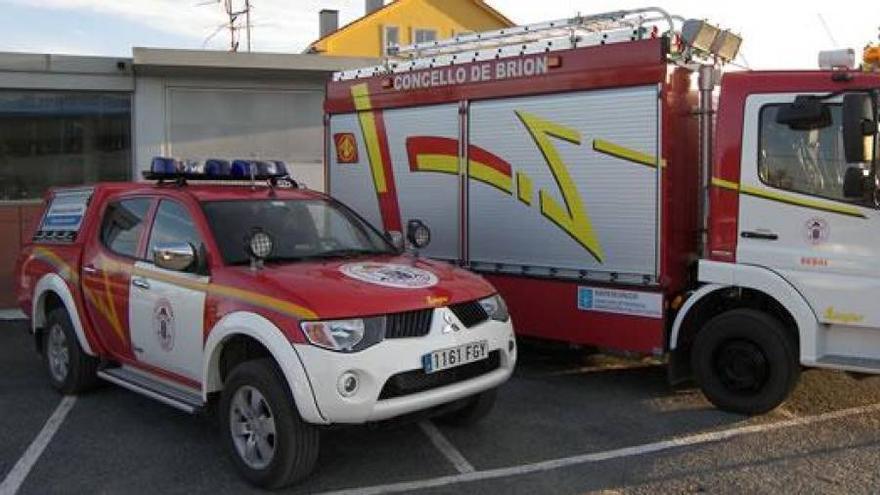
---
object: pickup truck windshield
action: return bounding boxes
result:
[202,199,394,265]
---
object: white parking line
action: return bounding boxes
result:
[418,421,475,474]
[320,401,880,495]
[0,397,76,495]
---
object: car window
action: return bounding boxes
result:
[100,198,152,258]
[147,200,203,262]
[759,104,869,203]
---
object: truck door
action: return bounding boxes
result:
[737,94,880,358]
[82,197,154,358]
[128,199,207,383]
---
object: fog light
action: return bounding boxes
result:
[338,371,359,397]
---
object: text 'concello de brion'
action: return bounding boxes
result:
[392,55,549,91]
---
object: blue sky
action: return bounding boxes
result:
[0,0,878,69]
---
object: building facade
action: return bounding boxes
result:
[0,49,375,307]
[307,0,514,57]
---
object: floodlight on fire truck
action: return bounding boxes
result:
[681,19,742,62]
[819,49,856,70]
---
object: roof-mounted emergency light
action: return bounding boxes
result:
[681,19,742,62]
[143,157,292,184]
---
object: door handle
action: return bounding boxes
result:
[82,265,98,274]
[131,277,151,290]
[741,231,779,241]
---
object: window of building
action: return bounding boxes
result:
[383,26,400,55]
[414,29,437,44]
[0,91,131,202]
[147,200,203,263]
[101,198,151,259]
[758,103,868,204]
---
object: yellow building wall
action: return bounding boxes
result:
[312,0,512,57]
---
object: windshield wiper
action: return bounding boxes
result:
[308,248,390,260]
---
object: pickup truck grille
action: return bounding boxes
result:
[384,309,434,339]
[448,300,489,328]
[379,350,501,400]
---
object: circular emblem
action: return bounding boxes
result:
[340,262,438,289]
[805,217,829,245]
[153,298,175,352]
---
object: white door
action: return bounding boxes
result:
[129,199,207,382]
[737,94,880,358]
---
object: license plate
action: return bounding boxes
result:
[422,341,489,374]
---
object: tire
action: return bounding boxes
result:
[43,307,99,395]
[436,388,497,426]
[219,359,320,489]
[692,308,800,415]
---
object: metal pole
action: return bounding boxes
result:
[245,0,251,52]
[698,64,715,258]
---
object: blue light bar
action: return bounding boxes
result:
[143,156,293,183]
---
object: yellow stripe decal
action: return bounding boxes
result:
[593,139,666,169]
[516,171,533,206]
[469,161,513,194]
[351,83,388,194]
[711,178,867,219]
[415,154,460,174]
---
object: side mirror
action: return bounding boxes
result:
[843,167,868,198]
[153,242,196,272]
[776,96,832,130]
[842,93,877,164]
[385,230,404,252]
[406,219,431,249]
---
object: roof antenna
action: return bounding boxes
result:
[817,13,839,48]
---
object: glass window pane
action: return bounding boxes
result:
[0,91,131,201]
[759,104,866,203]
[415,29,437,43]
[101,198,151,258]
[147,200,203,260]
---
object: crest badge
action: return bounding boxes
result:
[153,298,176,352]
[340,262,438,289]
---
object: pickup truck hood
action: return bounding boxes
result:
[217,255,495,320]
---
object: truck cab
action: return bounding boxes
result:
[15,161,516,488]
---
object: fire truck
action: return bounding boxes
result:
[324,8,880,415]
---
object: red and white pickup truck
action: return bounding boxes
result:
[14,160,516,488]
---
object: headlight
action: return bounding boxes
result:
[300,317,385,352]
[479,294,509,322]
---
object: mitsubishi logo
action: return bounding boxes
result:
[442,311,462,334]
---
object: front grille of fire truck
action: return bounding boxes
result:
[378,350,501,400]
[384,308,434,339]
[448,300,489,328]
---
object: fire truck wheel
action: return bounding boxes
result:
[692,308,800,415]
[219,358,319,489]
[436,388,497,426]
[43,307,99,395]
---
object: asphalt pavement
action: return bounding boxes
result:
[3,320,880,494]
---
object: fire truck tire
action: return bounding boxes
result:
[43,307,99,395]
[692,308,800,415]
[219,358,319,489]
[436,388,498,426]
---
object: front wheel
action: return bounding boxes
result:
[692,309,800,415]
[219,359,320,489]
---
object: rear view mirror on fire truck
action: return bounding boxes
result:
[842,92,879,164]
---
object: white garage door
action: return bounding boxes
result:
[166,87,324,190]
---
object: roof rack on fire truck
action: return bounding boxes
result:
[334,7,682,81]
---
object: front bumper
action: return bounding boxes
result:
[294,308,516,424]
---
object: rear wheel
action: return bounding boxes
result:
[692,309,799,415]
[219,359,319,489]
[44,307,99,394]
[436,388,497,426]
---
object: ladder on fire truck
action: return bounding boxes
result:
[334,7,681,81]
